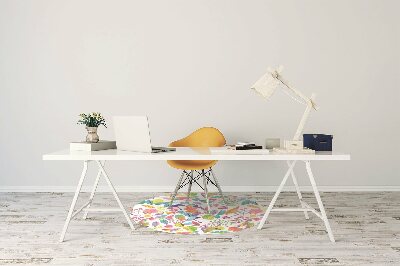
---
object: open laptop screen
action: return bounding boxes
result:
[113,116,153,152]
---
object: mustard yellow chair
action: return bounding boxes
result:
[168,127,226,211]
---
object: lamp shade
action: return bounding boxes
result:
[250,66,283,99]
[251,66,313,107]
[250,66,317,141]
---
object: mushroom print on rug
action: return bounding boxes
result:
[130,194,265,234]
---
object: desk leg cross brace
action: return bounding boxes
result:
[59,160,135,242]
[257,160,335,242]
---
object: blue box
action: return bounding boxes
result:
[303,134,333,151]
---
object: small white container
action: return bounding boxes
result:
[284,140,304,150]
[265,138,281,149]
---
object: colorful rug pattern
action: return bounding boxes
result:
[130,194,264,234]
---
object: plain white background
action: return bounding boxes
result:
[0,0,399,190]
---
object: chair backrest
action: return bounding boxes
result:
[169,127,226,148]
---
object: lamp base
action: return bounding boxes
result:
[272,147,315,154]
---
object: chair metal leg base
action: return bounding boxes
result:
[202,170,211,212]
[257,160,335,243]
[170,168,224,212]
[187,170,193,200]
[59,160,135,242]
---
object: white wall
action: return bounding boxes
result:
[1,0,399,190]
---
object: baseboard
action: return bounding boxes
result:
[1,185,399,193]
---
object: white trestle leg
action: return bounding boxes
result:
[287,161,309,220]
[95,161,135,231]
[257,160,335,242]
[170,171,185,206]
[210,168,226,205]
[305,161,335,242]
[60,160,137,242]
[83,161,105,220]
[257,161,296,229]
[60,161,88,242]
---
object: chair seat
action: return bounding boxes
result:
[167,127,225,171]
[167,160,217,170]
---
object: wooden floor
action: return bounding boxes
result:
[0,192,399,265]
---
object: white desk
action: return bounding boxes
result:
[43,147,350,242]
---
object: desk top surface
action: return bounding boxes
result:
[43,147,350,161]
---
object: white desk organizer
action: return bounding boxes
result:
[272,140,315,154]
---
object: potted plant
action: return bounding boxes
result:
[77,112,107,143]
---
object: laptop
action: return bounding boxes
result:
[113,116,175,153]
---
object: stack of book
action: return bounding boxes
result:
[210,146,269,154]
[70,140,117,151]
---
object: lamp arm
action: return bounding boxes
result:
[293,93,316,141]
[276,76,310,105]
[268,68,318,141]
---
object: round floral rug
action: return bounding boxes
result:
[130,193,264,234]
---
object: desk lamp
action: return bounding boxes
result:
[251,66,317,153]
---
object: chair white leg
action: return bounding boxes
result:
[83,161,105,220]
[257,161,296,230]
[305,161,335,242]
[187,170,193,200]
[287,161,309,220]
[202,170,210,213]
[210,168,226,204]
[170,171,185,206]
[96,160,135,231]
[60,160,88,242]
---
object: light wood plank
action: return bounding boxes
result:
[0,192,399,265]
